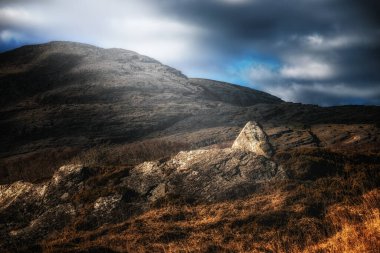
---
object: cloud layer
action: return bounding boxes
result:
[0,0,380,106]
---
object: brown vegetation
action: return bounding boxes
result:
[39,146,379,253]
[0,147,80,183]
[0,139,191,184]
[305,190,379,253]
[1,124,379,252]
[41,188,379,253]
[70,139,191,167]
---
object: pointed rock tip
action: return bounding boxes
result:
[232,121,273,157]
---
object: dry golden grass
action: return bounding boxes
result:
[42,182,379,253]
[5,138,379,252]
[43,189,291,252]
[304,189,380,253]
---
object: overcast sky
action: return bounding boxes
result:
[1,0,380,106]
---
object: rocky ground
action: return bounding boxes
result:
[0,122,283,250]
[0,121,379,252]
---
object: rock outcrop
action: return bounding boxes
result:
[124,148,285,203]
[0,165,84,249]
[0,122,285,250]
[232,121,273,157]
[124,122,283,202]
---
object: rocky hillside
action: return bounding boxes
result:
[0,122,280,249]
[0,40,280,151]
[1,121,379,252]
[1,42,380,184]
[0,42,379,252]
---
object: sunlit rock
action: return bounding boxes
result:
[232,121,273,157]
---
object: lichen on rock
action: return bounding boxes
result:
[93,194,123,215]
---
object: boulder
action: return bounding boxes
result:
[123,122,284,202]
[232,121,273,157]
[124,148,285,202]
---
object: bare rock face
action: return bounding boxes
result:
[232,121,273,157]
[0,165,85,250]
[124,148,285,202]
[123,122,284,202]
[93,194,123,215]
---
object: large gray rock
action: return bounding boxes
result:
[232,121,273,157]
[123,122,284,202]
[124,148,285,202]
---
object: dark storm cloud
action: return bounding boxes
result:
[0,0,379,105]
[157,1,367,48]
[151,0,380,105]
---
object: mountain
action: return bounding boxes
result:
[0,42,379,252]
[0,41,285,182]
[1,42,379,184]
